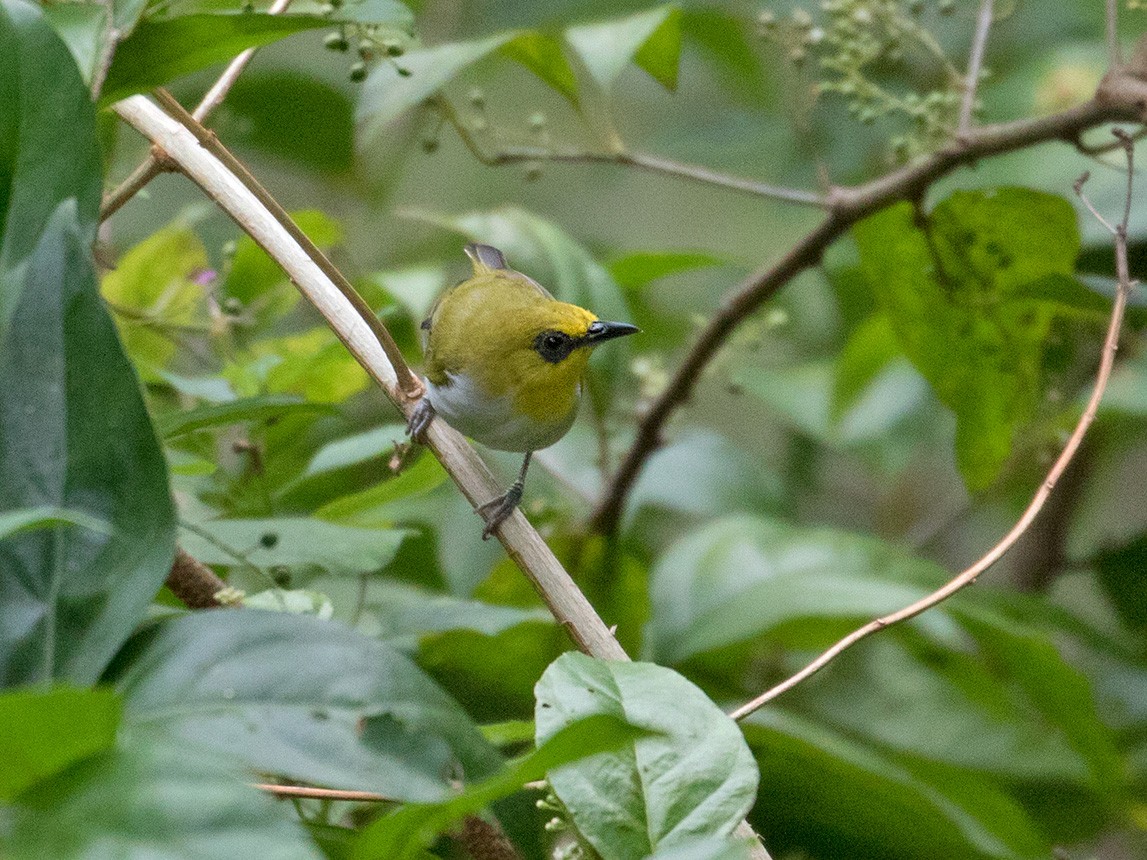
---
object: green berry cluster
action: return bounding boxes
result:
[760,0,969,162]
[320,0,413,83]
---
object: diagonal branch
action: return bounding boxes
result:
[729,129,1138,722]
[958,0,995,135]
[588,73,1147,535]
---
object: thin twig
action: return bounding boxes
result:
[255,783,393,802]
[1107,0,1122,69]
[729,130,1137,722]
[588,73,1147,534]
[958,0,995,135]
[99,0,294,221]
[435,98,825,208]
[149,88,422,400]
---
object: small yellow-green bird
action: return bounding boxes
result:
[409,243,638,538]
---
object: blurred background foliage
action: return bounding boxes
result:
[5,0,1147,858]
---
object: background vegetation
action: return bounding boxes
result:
[3,0,1147,858]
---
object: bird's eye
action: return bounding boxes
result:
[534,330,574,363]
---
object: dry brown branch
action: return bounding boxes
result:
[729,129,1138,723]
[958,0,995,135]
[254,783,393,802]
[588,73,1147,534]
[99,0,294,222]
[435,97,825,208]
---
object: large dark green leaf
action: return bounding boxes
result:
[111,610,501,801]
[353,714,646,860]
[0,0,101,324]
[535,653,759,859]
[41,2,107,88]
[0,736,322,859]
[743,709,1048,860]
[0,685,120,801]
[852,190,1080,489]
[644,515,936,664]
[100,13,334,104]
[0,203,175,686]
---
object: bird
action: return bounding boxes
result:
[408,243,638,539]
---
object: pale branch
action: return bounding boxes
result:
[436,97,825,208]
[1107,0,1122,69]
[150,87,422,401]
[99,0,294,222]
[958,0,995,135]
[588,71,1147,535]
[729,129,1138,723]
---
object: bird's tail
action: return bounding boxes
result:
[464,243,508,274]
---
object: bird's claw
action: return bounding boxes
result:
[407,397,435,444]
[477,485,523,540]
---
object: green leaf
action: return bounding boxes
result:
[0,686,120,801]
[0,506,110,540]
[158,394,332,438]
[112,610,501,800]
[317,453,448,524]
[354,714,646,860]
[736,358,929,453]
[301,423,408,478]
[101,224,210,381]
[500,31,579,105]
[100,13,333,104]
[645,836,756,860]
[179,516,409,575]
[0,0,102,327]
[626,430,784,523]
[832,313,901,417]
[229,327,370,404]
[111,0,150,33]
[743,709,1048,860]
[853,190,1079,489]
[534,653,759,859]
[790,635,1100,784]
[0,203,176,686]
[336,0,413,26]
[1,736,323,859]
[216,72,355,174]
[608,250,724,291]
[41,2,107,87]
[356,579,551,648]
[357,32,511,139]
[566,5,683,93]
[644,515,941,664]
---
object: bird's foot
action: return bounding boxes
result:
[407,397,435,444]
[476,484,523,540]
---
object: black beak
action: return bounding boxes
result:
[584,320,640,346]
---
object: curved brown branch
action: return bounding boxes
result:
[729,129,1137,722]
[588,75,1147,534]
